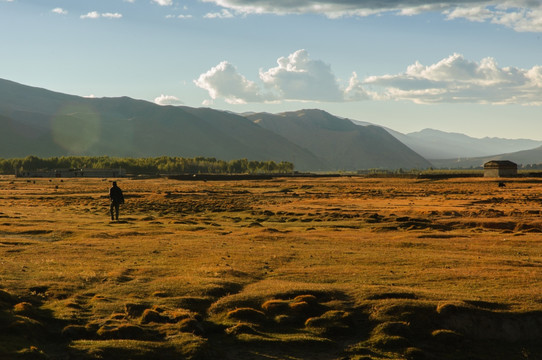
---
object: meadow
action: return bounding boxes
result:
[1,175,541,360]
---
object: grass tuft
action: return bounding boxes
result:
[225,323,261,336]
[140,309,169,324]
[261,299,290,315]
[226,307,267,324]
[97,324,151,340]
[12,302,34,316]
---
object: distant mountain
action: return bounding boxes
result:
[431,145,542,169]
[384,128,542,160]
[0,78,323,170]
[245,109,432,171]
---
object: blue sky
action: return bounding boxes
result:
[2,0,542,139]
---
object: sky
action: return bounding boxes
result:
[2,0,542,139]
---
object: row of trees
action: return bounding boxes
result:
[0,156,294,175]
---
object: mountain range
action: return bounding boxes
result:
[0,79,324,170]
[1,78,541,171]
[246,110,430,170]
[349,120,542,160]
[386,128,542,160]
[430,146,542,169]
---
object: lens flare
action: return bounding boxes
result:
[52,104,101,154]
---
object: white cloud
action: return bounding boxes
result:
[364,53,542,104]
[81,11,123,19]
[344,72,372,101]
[444,6,493,22]
[154,94,183,106]
[102,12,123,19]
[195,50,370,103]
[81,11,100,19]
[166,14,193,19]
[204,9,234,18]
[259,49,345,101]
[490,8,542,32]
[52,8,68,15]
[201,1,542,32]
[153,0,173,6]
[201,0,484,16]
[194,50,542,105]
[194,61,270,104]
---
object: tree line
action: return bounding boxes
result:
[0,156,294,175]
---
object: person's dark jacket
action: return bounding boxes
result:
[109,185,124,204]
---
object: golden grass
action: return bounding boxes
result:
[1,175,542,359]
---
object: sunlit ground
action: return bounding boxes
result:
[1,176,541,359]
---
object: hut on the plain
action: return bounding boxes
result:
[483,160,517,178]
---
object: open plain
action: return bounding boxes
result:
[1,175,542,359]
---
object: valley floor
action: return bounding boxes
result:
[0,176,541,359]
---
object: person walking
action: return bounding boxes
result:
[109,181,124,221]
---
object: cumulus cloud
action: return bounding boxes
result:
[166,14,193,19]
[201,1,542,32]
[194,61,270,104]
[195,49,370,104]
[154,94,183,106]
[153,0,173,6]
[81,11,100,19]
[364,53,542,104]
[200,0,494,16]
[194,50,542,105]
[52,8,68,15]
[81,11,123,19]
[102,13,123,19]
[444,6,493,22]
[204,9,234,18]
[344,72,372,101]
[260,49,347,101]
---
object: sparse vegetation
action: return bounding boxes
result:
[1,175,542,359]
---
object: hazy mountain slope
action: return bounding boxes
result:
[0,113,65,158]
[247,109,432,171]
[0,79,324,170]
[431,145,542,169]
[385,128,542,160]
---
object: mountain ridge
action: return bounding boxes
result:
[384,127,542,160]
[247,109,432,170]
[0,79,324,170]
[431,145,542,169]
[3,78,541,170]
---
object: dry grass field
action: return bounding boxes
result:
[1,175,542,360]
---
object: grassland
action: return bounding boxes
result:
[1,175,541,359]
